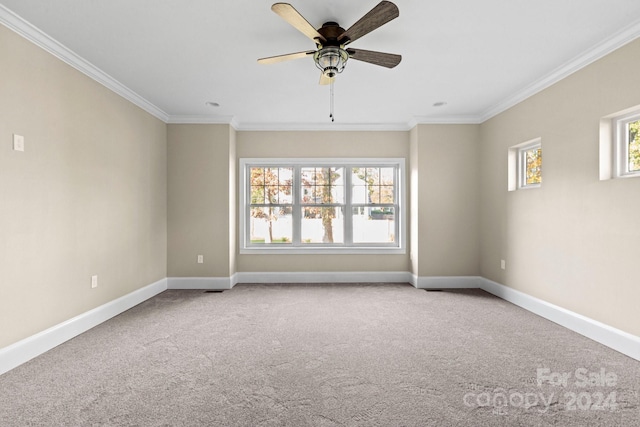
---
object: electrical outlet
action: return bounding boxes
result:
[197,255,204,264]
[500,260,506,270]
[13,134,24,152]
[91,275,98,288]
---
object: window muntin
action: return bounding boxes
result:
[241,159,405,253]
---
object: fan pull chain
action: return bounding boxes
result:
[329,78,335,122]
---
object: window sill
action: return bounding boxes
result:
[518,184,541,190]
[240,247,406,255]
[616,172,640,179]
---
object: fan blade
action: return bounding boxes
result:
[347,48,401,68]
[319,73,335,85]
[258,50,316,64]
[271,3,326,43]
[338,1,399,45]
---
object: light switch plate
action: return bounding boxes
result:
[13,134,24,152]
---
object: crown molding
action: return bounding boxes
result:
[0,5,169,123]
[169,116,484,130]
[234,121,415,132]
[480,18,640,122]
[413,115,483,125]
[167,115,237,125]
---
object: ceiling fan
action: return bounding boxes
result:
[257,1,402,85]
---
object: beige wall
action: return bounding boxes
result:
[0,25,167,348]
[413,125,481,276]
[167,124,235,277]
[479,39,640,336]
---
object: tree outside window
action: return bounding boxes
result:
[301,167,344,244]
[524,147,542,185]
[250,167,293,244]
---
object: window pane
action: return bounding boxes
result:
[265,186,279,204]
[380,186,394,204]
[352,207,395,243]
[277,167,294,185]
[380,167,395,185]
[525,148,542,185]
[301,207,344,243]
[351,168,368,203]
[250,185,265,204]
[249,207,292,244]
[301,167,344,204]
[628,120,640,172]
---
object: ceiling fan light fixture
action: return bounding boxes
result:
[260,2,401,121]
[314,46,349,77]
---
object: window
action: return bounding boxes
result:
[519,142,542,188]
[600,107,640,180]
[614,111,640,177]
[508,138,542,191]
[240,158,405,254]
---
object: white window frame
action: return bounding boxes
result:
[518,140,542,189]
[613,111,640,178]
[508,138,542,191]
[239,158,406,254]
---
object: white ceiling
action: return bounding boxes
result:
[2,0,640,129]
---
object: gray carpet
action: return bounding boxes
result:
[0,284,638,426]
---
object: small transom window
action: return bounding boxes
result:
[615,113,640,177]
[508,138,542,191]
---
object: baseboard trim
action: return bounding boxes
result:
[3,274,637,375]
[0,278,167,376]
[478,278,639,361]
[235,271,414,285]
[167,276,234,290]
[414,275,482,289]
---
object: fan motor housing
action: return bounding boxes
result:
[317,22,348,47]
